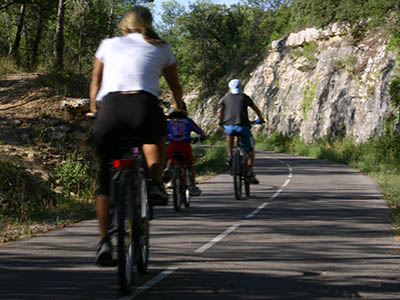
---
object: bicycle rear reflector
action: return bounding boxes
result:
[113,160,133,168]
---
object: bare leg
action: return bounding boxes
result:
[188,165,196,186]
[166,158,172,170]
[143,136,167,182]
[226,135,233,157]
[97,194,109,239]
[248,151,255,173]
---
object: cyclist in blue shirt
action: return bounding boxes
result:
[164,108,205,196]
[218,79,265,184]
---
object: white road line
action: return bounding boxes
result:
[246,202,269,218]
[271,188,283,200]
[245,158,293,219]
[194,223,241,253]
[125,157,295,296]
[120,267,179,300]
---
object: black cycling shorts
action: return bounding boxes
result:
[94,91,167,195]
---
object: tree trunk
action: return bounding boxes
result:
[32,7,44,68]
[107,0,114,37]
[54,0,65,70]
[78,17,85,73]
[3,12,13,56]
[11,3,26,59]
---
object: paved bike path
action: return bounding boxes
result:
[0,150,399,299]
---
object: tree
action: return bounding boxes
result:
[27,0,56,68]
[54,0,65,70]
[247,0,290,11]
[10,1,25,59]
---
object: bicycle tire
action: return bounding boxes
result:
[117,175,135,295]
[172,164,182,211]
[184,168,191,208]
[243,152,250,197]
[233,149,242,200]
[136,170,149,274]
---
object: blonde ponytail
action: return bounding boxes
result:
[119,6,166,45]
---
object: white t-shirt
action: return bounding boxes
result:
[95,32,176,100]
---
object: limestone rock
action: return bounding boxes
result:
[189,23,399,143]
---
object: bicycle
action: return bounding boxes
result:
[107,136,151,295]
[230,120,263,200]
[169,136,201,212]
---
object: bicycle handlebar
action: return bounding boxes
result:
[219,119,265,126]
[250,119,265,125]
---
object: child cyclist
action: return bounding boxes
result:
[164,107,206,196]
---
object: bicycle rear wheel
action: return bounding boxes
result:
[233,149,242,200]
[136,171,149,274]
[243,154,250,197]
[172,164,183,211]
[117,176,135,294]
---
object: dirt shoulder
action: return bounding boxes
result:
[0,72,95,244]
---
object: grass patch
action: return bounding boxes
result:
[0,57,20,77]
[193,140,227,179]
[255,132,400,231]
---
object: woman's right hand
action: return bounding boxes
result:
[85,111,97,119]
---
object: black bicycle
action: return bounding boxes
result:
[108,137,151,295]
[230,121,263,200]
[231,132,250,200]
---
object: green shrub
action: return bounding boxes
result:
[302,80,318,120]
[389,77,400,108]
[0,57,19,77]
[55,154,90,198]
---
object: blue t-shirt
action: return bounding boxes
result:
[167,117,203,142]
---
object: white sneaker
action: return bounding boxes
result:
[190,185,202,196]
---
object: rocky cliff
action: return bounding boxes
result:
[191,23,399,143]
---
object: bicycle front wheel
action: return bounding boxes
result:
[117,176,135,295]
[233,149,242,200]
[136,171,149,274]
[172,164,183,211]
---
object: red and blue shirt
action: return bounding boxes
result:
[167,117,203,142]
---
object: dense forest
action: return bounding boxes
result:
[0,0,399,100]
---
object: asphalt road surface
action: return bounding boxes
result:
[1,150,399,300]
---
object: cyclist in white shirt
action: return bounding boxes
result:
[88,6,184,266]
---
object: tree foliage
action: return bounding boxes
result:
[0,0,398,98]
